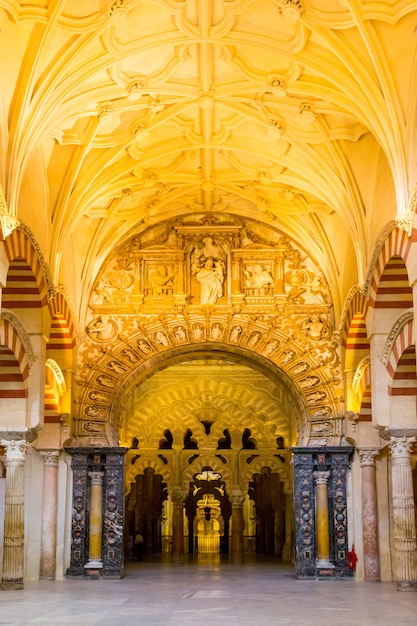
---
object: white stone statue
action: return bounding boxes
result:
[196,258,225,304]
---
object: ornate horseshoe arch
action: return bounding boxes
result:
[74,216,343,449]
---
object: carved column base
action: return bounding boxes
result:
[84,560,103,579]
[0,579,24,590]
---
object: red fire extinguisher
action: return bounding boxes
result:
[347,544,358,571]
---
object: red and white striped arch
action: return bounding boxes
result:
[340,289,368,350]
[0,317,29,398]
[47,290,76,351]
[368,227,417,309]
[386,318,417,396]
[1,228,50,309]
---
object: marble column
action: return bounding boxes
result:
[230,489,244,564]
[313,470,333,568]
[0,439,27,590]
[40,451,60,580]
[359,448,380,581]
[85,471,104,577]
[389,436,417,591]
[171,487,185,564]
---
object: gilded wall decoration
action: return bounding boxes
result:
[74,215,341,447]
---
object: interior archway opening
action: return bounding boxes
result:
[121,355,301,566]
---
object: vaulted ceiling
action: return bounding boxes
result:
[1,0,416,323]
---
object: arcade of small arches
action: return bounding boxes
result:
[0,221,416,590]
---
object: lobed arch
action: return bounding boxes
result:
[241,455,291,494]
[108,343,308,448]
[125,455,172,493]
[183,455,233,491]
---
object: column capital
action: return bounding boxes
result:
[88,470,104,485]
[389,436,416,459]
[358,448,380,467]
[313,470,330,485]
[40,450,60,466]
[230,488,245,508]
[0,439,27,462]
[171,486,186,506]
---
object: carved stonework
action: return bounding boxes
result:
[73,215,342,446]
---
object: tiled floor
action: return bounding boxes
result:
[0,556,416,625]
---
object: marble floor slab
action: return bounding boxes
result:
[0,557,416,625]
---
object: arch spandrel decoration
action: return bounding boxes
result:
[74,216,343,448]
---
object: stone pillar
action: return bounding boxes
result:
[40,451,60,580]
[389,436,417,591]
[0,439,27,589]
[313,470,333,568]
[171,487,185,564]
[359,448,380,581]
[230,489,244,564]
[85,471,104,577]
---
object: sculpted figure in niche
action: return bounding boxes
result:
[248,332,261,347]
[107,360,127,375]
[84,405,105,419]
[120,348,139,363]
[86,315,117,342]
[264,340,279,356]
[193,325,204,340]
[301,315,329,341]
[90,280,112,306]
[307,273,331,304]
[137,339,153,354]
[279,349,295,365]
[96,375,115,388]
[148,265,174,296]
[211,323,223,339]
[196,258,225,304]
[299,376,320,389]
[174,326,186,342]
[89,390,109,403]
[244,265,274,293]
[155,330,169,346]
[230,325,242,342]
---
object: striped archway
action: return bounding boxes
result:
[368,226,416,308]
[384,315,417,396]
[1,226,54,310]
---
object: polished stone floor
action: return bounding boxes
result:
[0,556,416,625]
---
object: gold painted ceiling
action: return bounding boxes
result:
[1,0,416,325]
